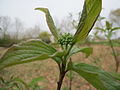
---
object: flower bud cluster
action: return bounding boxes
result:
[58,33,73,46]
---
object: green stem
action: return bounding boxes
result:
[57,44,73,90]
[57,43,74,90]
[108,39,119,72]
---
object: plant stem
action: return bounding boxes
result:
[69,58,72,90]
[69,71,72,90]
[57,44,73,90]
[109,39,119,72]
[57,71,66,90]
[57,63,66,90]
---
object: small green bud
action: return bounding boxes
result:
[58,33,73,46]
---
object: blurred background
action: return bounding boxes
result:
[0,0,120,46]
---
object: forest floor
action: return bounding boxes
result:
[0,44,120,90]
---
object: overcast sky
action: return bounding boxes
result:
[0,0,120,30]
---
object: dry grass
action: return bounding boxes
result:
[0,45,120,90]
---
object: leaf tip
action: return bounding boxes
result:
[34,7,49,13]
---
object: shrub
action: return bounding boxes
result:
[39,31,51,44]
[0,0,120,90]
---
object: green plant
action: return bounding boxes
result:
[90,56,102,68]
[66,58,74,90]
[0,0,120,90]
[0,76,44,90]
[95,20,120,72]
[39,31,51,44]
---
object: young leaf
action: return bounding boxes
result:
[50,51,65,58]
[73,0,102,44]
[111,27,120,31]
[35,8,59,40]
[28,76,44,87]
[106,21,112,30]
[95,27,105,32]
[0,39,57,70]
[12,77,28,89]
[110,72,120,81]
[71,63,120,90]
[69,47,93,58]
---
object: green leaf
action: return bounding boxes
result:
[0,39,57,70]
[71,63,120,90]
[0,77,5,83]
[98,16,106,21]
[95,27,105,32]
[110,72,120,81]
[67,59,73,70]
[12,77,28,89]
[107,32,112,39]
[111,27,120,31]
[73,0,102,44]
[35,8,59,40]
[28,77,44,87]
[106,21,112,30]
[50,51,65,58]
[69,47,93,57]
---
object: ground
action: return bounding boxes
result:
[0,45,120,90]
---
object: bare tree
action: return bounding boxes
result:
[14,18,24,39]
[0,16,11,38]
[23,25,41,39]
[109,8,120,26]
[55,12,81,34]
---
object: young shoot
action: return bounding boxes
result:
[1,0,120,90]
